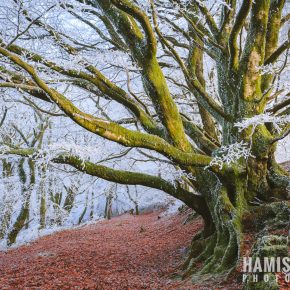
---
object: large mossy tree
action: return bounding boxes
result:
[0,0,289,286]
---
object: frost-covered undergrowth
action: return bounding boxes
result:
[0,181,176,250]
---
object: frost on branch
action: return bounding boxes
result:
[234,114,290,133]
[32,143,101,167]
[0,145,12,157]
[209,142,252,170]
[158,163,195,188]
[257,63,284,75]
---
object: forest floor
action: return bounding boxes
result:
[0,208,245,290]
[0,204,289,289]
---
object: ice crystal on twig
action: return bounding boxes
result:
[209,142,252,169]
[234,114,290,132]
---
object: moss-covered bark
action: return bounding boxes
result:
[182,163,289,283]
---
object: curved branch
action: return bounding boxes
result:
[56,155,206,212]
[96,1,194,151]
[0,45,214,168]
[1,41,163,136]
[110,0,157,58]
[0,147,209,215]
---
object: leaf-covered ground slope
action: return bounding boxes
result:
[0,211,206,289]
[1,205,289,289]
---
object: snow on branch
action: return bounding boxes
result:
[258,61,290,75]
[158,163,195,188]
[32,143,100,166]
[234,113,290,132]
[208,141,252,169]
[0,143,101,170]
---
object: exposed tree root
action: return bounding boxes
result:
[178,200,289,288]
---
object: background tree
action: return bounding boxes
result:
[0,0,289,287]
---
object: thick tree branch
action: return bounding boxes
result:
[110,0,157,58]
[261,0,286,92]
[269,93,290,113]
[228,0,252,69]
[240,0,271,101]
[219,0,237,40]
[0,46,215,169]
[1,41,164,136]
[265,0,286,61]
[264,39,290,65]
[0,147,209,215]
[96,2,193,151]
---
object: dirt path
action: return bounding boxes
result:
[0,211,204,289]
